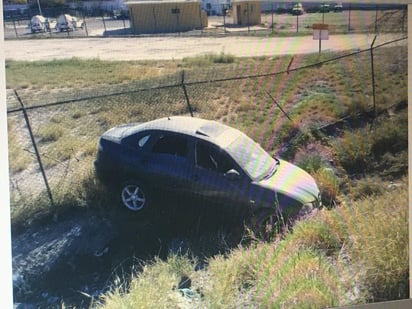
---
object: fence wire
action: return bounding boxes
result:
[3,5,407,39]
[6,35,407,211]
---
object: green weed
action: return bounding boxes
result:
[37,123,64,143]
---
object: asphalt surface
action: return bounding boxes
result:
[4,33,406,61]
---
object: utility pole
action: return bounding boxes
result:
[37,0,43,16]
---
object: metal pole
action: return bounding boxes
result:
[181,71,194,117]
[152,7,157,34]
[348,4,351,32]
[247,3,250,33]
[13,90,54,207]
[12,16,18,38]
[374,5,378,33]
[319,37,321,55]
[322,3,325,23]
[370,35,377,119]
[223,5,226,33]
[271,3,274,34]
[102,15,107,33]
[320,3,325,55]
[266,91,292,121]
[82,10,89,36]
[198,5,203,34]
[402,6,406,33]
[37,0,43,16]
[296,13,299,33]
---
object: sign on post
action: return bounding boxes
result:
[313,23,329,55]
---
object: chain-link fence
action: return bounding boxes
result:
[6,34,407,211]
[3,6,131,38]
[3,4,407,39]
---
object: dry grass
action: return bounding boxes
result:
[6,38,408,308]
[7,44,407,221]
[97,181,408,308]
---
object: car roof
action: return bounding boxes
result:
[125,116,244,148]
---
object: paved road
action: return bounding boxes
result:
[4,33,405,61]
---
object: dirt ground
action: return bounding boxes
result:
[4,33,404,62]
[7,31,407,308]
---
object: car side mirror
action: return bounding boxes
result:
[224,169,240,181]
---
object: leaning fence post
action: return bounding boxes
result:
[13,90,55,207]
[12,17,18,38]
[266,91,292,121]
[370,35,377,121]
[181,71,194,117]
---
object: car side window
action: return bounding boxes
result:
[196,142,234,174]
[151,134,188,158]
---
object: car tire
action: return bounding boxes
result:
[120,180,150,212]
[250,207,284,238]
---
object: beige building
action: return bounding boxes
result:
[126,0,208,34]
[232,0,261,26]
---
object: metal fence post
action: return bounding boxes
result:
[247,3,250,33]
[181,71,194,117]
[402,6,406,33]
[13,90,55,207]
[271,3,274,34]
[296,12,299,33]
[198,5,203,34]
[370,35,377,119]
[374,6,378,33]
[102,15,107,33]
[12,17,18,38]
[82,10,89,37]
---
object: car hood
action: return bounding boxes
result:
[258,159,320,204]
[102,123,142,142]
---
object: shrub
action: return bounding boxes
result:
[37,124,64,143]
[313,168,340,207]
[344,176,385,201]
[333,126,373,174]
[295,152,324,173]
[182,52,235,67]
[371,115,408,156]
[98,255,196,308]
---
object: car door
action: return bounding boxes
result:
[189,140,252,220]
[144,132,192,198]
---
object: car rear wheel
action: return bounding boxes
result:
[120,180,149,212]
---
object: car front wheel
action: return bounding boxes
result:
[120,180,149,212]
[250,207,284,238]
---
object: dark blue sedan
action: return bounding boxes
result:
[94,116,321,227]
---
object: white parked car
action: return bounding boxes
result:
[30,15,47,33]
[55,14,84,32]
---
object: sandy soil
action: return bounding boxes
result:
[4,33,405,62]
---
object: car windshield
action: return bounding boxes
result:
[226,134,276,180]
